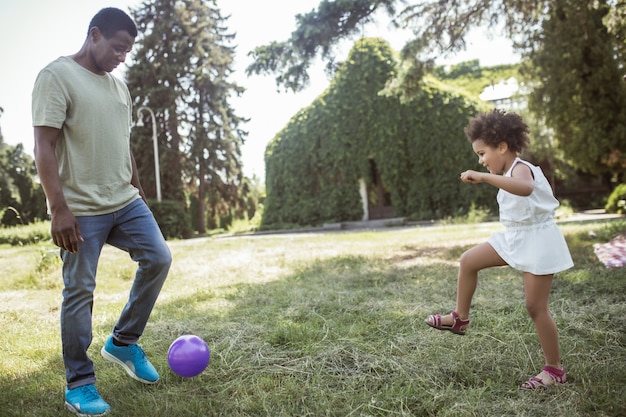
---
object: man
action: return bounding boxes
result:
[32,8,171,416]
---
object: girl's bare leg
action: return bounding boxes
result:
[429,242,506,326]
[523,272,561,370]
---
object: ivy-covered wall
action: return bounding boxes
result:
[262,38,496,229]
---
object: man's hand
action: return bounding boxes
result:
[51,208,83,253]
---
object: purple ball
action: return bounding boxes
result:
[167,335,210,378]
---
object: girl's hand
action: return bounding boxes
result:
[460,170,484,184]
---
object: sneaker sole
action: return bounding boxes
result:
[65,401,110,417]
[100,347,159,384]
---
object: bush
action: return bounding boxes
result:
[555,198,575,219]
[0,222,51,246]
[228,204,264,234]
[0,202,192,245]
[148,199,192,239]
[605,184,626,214]
[262,38,495,229]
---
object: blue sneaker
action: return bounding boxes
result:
[65,384,111,416]
[101,336,159,384]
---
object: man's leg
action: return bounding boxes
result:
[61,214,112,388]
[99,200,171,384]
[106,199,171,343]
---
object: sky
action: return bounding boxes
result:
[0,0,519,179]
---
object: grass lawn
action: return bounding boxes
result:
[0,219,624,417]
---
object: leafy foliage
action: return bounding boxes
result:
[262,38,496,228]
[246,0,397,92]
[0,141,47,227]
[246,0,546,93]
[249,0,626,185]
[527,0,626,183]
[605,184,626,214]
[148,199,192,240]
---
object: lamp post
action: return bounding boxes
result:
[136,106,162,202]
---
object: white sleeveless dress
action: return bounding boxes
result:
[487,158,574,275]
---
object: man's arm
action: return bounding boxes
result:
[130,150,147,203]
[34,126,83,253]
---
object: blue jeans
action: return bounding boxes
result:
[60,199,171,388]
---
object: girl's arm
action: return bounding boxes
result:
[460,164,534,196]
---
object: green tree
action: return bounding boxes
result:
[0,143,47,226]
[0,109,13,220]
[248,1,626,182]
[127,0,187,205]
[247,0,397,92]
[127,0,248,233]
[604,0,626,53]
[527,0,626,185]
[0,108,47,226]
[246,0,545,93]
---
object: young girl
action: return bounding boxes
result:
[425,109,573,390]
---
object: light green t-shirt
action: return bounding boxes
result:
[32,56,140,216]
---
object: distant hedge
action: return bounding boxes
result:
[0,222,51,246]
[148,199,192,239]
[0,199,191,246]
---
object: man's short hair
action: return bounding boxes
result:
[88,7,138,39]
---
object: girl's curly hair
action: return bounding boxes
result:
[464,109,530,154]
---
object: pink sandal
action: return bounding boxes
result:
[425,311,470,335]
[520,365,566,390]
